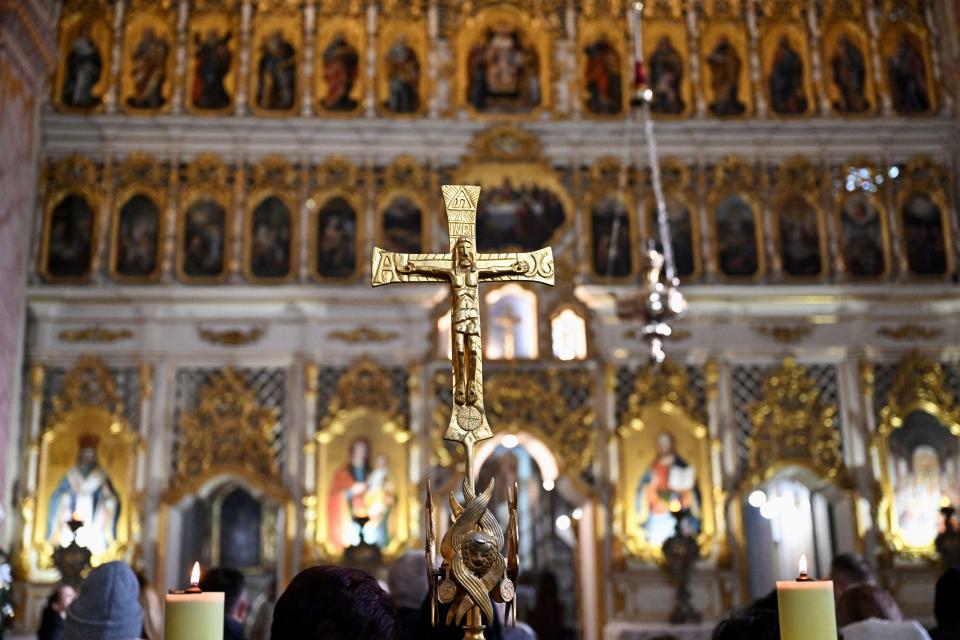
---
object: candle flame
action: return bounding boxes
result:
[798,554,808,576]
[71,511,82,522]
[190,561,200,585]
[669,500,682,513]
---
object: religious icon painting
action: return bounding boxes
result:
[643,21,693,119]
[314,361,413,560]
[588,194,635,280]
[881,23,936,116]
[315,19,365,116]
[878,355,960,558]
[836,192,889,279]
[249,9,302,117]
[648,195,701,280]
[377,20,428,117]
[899,192,951,278]
[245,194,296,282]
[54,1,112,113]
[111,193,163,282]
[474,177,569,252]
[186,7,239,115]
[178,155,232,283]
[615,362,717,561]
[577,21,626,118]
[378,193,426,254]
[311,193,360,281]
[699,21,753,118]
[120,1,175,114]
[761,23,815,117]
[710,189,763,280]
[821,21,876,116]
[773,193,826,279]
[455,7,551,117]
[41,193,98,283]
[31,357,139,569]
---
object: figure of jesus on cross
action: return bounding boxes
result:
[372,184,554,457]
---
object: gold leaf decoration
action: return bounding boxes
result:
[327,327,400,343]
[197,326,265,346]
[877,324,943,341]
[323,357,403,424]
[753,325,813,344]
[58,327,134,343]
[175,368,279,482]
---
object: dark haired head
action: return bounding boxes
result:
[830,553,875,595]
[712,608,780,640]
[836,584,902,627]
[935,567,960,629]
[198,567,247,617]
[271,565,399,640]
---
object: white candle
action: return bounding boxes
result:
[164,562,224,640]
[776,554,837,640]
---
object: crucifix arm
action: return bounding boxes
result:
[371,247,451,286]
[477,248,556,285]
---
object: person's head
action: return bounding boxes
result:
[656,432,675,456]
[387,551,428,611]
[836,584,902,627]
[64,561,143,640]
[711,608,780,640]
[76,435,99,474]
[829,553,876,598]
[198,567,248,623]
[49,584,78,616]
[455,239,475,271]
[350,438,371,469]
[934,567,960,629]
[271,565,398,640]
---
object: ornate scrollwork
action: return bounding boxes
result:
[745,358,843,485]
[327,327,399,343]
[322,357,403,425]
[481,370,595,474]
[877,324,943,341]
[197,326,265,346]
[468,124,544,163]
[57,327,133,344]
[174,368,280,484]
[879,352,960,433]
[51,355,125,420]
[627,359,701,423]
[753,324,814,344]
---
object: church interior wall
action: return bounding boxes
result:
[3,0,960,637]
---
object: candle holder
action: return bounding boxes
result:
[342,514,382,574]
[53,515,91,588]
[661,507,701,624]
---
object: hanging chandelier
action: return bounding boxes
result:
[614,1,687,363]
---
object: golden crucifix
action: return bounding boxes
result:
[372,184,553,639]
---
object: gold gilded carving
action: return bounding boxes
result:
[897,157,953,278]
[745,358,842,485]
[28,356,138,573]
[821,0,877,116]
[616,359,717,561]
[58,327,134,344]
[708,157,764,280]
[173,368,279,484]
[759,10,815,118]
[647,158,702,279]
[483,370,595,474]
[314,16,365,116]
[577,17,629,119]
[185,2,240,116]
[877,324,943,341]
[376,10,428,118]
[327,327,400,343]
[322,357,403,421]
[878,7,937,116]
[309,156,364,282]
[584,158,637,281]
[834,157,891,279]
[699,4,753,118]
[876,353,960,557]
[197,326,265,346]
[771,157,827,280]
[249,0,302,117]
[373,184,555,450]
[469,124,544,163]
[377,155,430,253]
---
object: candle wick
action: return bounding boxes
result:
[186,583,202,594]
[796,571,813,582]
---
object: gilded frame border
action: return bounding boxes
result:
[879,20,939,116]
[308,189,365,284]
[176,156,233,284]
[243,189,299,284]
[821,19,878,117]
[109,185,166,284]
[119,1,176,115]
[576,18,629,120]
[39,158,100,284]
[835,190,892,280]
[376,187,431,255]
[248,4,303,118]
[184,8,240,116]
[375,17,429,119]
[585,190,639,283]
[314,16,366,118]
[646,192,703,281]
[759,21,816,118]
[771,158,828,282]
[642,17,695,120]
[896,159,954,279]
[699,20,754,118]
[452,5,553,120]
[53,1,113,113]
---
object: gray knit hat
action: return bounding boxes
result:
[64,561,143,640]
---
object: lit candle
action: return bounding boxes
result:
[776,554,837,640]
[164,562,224,640]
